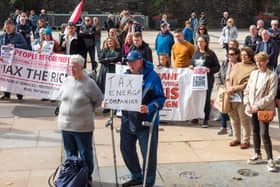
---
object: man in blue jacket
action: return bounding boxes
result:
[155,23,174,62]
[121,50,166,187]
[0,20,28,100]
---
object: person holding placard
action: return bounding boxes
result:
[190,35,220,128]
[0,20,28,100]
[119,50,165,187]
[38,28,61,54]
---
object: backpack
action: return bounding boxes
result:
[49,156,89,187]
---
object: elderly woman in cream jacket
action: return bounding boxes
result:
[244,52,278,172]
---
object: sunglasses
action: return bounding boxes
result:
[228,53,236,56]
[85,19,90,21]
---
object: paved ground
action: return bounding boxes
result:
[1,30,280,187]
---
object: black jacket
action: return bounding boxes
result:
[129,41,153,62]
[244,35,261,51]
[79,24,95,48]
[255,39,279,69]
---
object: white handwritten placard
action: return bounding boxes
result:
[104,73,143,111]
[1,45,15,65]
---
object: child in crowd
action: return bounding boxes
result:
[158,53,171,68]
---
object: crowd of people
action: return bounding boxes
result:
[1,8,280,186]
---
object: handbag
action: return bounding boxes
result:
[257,111,274,123]
[214,86,231,113]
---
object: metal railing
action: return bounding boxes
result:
[47,13,149,29]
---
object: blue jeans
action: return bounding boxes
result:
[61,130,93,179]
[120,124,158,185]
[221,113,230,128]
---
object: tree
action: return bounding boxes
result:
[152,0,170,15]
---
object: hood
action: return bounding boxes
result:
[142,59,154,76]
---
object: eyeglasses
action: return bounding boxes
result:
[85,19,90,21]
[228,53,235,56]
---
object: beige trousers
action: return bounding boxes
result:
[229,102,251,144]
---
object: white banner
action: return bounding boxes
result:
[115,65,207,121]
[156,67,206,121]
[104,73,143,111]
[0,48,70,99]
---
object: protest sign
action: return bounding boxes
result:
[104,73,143,111]
[0,48,70,99]
[1,45,15,65]
[41,41,55,55]
[191,67,208,90]
[156,67,206,121]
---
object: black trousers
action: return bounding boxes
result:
[3,92,23,99]
[251,113,273,160]
[204,85,213,121]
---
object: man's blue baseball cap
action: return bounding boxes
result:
[127,50,143,62]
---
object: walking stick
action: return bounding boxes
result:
[105,109,119,187]
[142,111,158,187]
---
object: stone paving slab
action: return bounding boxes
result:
[94,160,280,187]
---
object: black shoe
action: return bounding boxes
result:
[122,180,143,187]
[41,98,49,101]
[0,96,10,100]
[17,96,23,101]
[190,119,199,124]
[102,109,110,114]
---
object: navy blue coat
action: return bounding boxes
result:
[255,39,279,69]
[0,32,28,52]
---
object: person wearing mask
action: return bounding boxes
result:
[255,30,278,70]
[244,25,261,51]
[244,52,277,172]
[155,23,174,61]
[130,32,153,62]
[58,55,103,186]
[183,20,194,43]
[221,18,238,53]
[215,48,240,135]
[190,35,220,128]
[79,16,97,71]
[225,47,257,149]
[172,29,195,68]
[0,20,28,100]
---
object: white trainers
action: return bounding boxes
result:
[247,154,262,164]
[217,128,227,135]
[267,159,277,172]
[227,128,233,136]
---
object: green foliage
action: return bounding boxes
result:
[152,0,169,14]
[8,0,35,10]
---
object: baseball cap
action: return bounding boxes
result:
[127,50,143,61]
[161,22,168,27]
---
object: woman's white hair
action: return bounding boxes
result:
[70,55,85,67]
[271,20,279,25]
